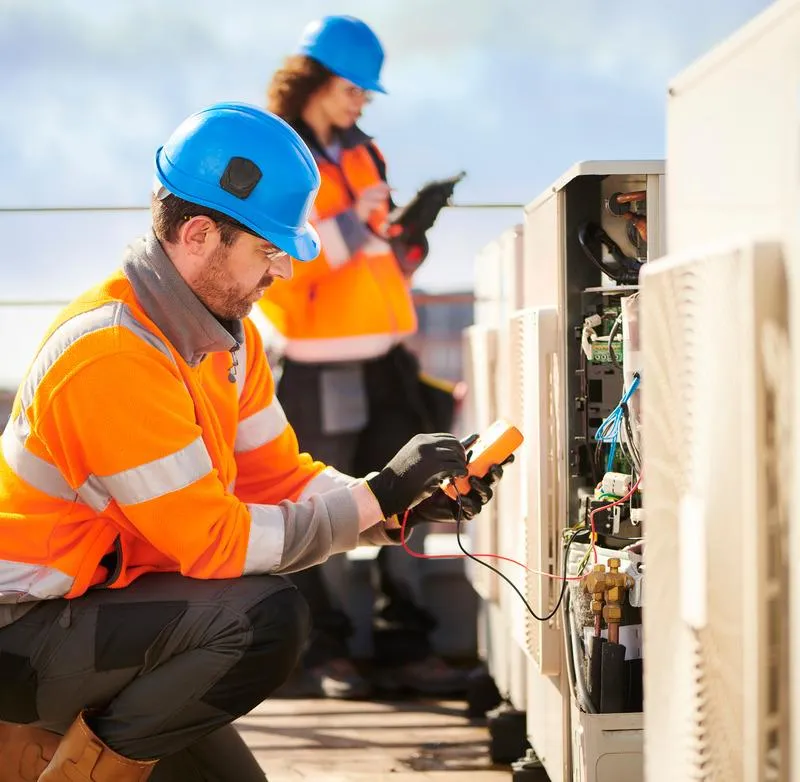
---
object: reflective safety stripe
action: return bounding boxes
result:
[19,302,175,412]
[76,475,112,513]
[2,300,194,511]
[243,504,286,574]
[316,215,352,268]
[1,424,78,504]
[284,331,412,363]
[100,437,213,506]
[361,234,392,256]
[234,401,288,453]
[316,214,393,269]
[2,421,211,512]
[299,467,358,500]
[0,560,75,602]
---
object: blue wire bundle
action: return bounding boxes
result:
[595,373,641,471]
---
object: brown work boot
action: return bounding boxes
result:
[0,722,61,782]
[38,712,156,781]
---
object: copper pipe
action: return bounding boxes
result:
[624,213,648,242]
[608,623,620,645]
[615,190,646,204]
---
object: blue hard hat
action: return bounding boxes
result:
[154,102,321,261]
[298,16,387,94]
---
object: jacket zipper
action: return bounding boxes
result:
[228,343,240,383]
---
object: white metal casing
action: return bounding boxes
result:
[495,314,528,710]
[462,325,500,603]
[474,225,524,329]
[570,707,644,782]
[523,160,666,313]
[519,161,664,782]
[665,0,800,256]
[506,307,562,675]
[663,3,800,777]
[640,239,789,782]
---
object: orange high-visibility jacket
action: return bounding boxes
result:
[0,232,393,622]
[257,123,416,363]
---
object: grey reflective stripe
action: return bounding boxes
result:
[236,340,247,399]
[2,424,78,503]
[4,300,180,510]
[3,424,212,510]
[77,475,112,513]
[316,215,351,267]
[1,420,111,512]
[234,400,288,453]
[119,307,175,365]
[20,303,121,410]
[99,437,213,506]
[19,302,175,412]
[298,467,358,500]
[284,331,411,363]
[0,560,75,602]
[243,504,285,574]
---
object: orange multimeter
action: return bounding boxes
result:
[443,419,524,500]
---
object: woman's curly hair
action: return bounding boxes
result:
[267,55,333,122]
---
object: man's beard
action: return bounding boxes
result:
[194,246,273,320]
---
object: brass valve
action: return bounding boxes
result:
[583,564,607,635]
[602,558,633,644]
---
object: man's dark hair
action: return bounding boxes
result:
[267,55,333,122]
[151,193,251,246]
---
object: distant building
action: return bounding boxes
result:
[407,290,474,382]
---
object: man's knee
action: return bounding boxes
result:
[248,587,310,676]
[200,586,310,716]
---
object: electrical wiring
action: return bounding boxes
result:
[595,372,641,471]
[607,312,623,368]
[621,402,642,472]
[580,347,600,485]
[589,473,643,563]
[400,496,587,622]
[577,222,642,285]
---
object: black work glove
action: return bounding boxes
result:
[366,433,468,519]
[406,450,513,526]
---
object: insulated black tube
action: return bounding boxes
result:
[589,635,606,712]
[600,641,626,713]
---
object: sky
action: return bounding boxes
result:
[0,0,775,387]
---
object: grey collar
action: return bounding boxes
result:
[122,230,244,367]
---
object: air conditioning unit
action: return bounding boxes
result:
[462,324,500,604]
[499,225,525,318]
[495,314,528,710]
[506,307,562,675]
[474,225,524,329]
[640,238,789,782]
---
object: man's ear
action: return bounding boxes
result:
[180,215,216,255]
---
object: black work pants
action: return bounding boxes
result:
[0,573,310,777]
[279,345,443,667]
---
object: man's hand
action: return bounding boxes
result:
[404,433,513,525]
[366,433,468,519]
[406,456,513,526]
